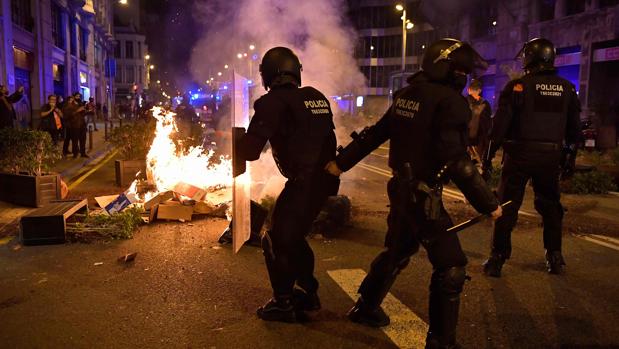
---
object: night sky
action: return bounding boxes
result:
[142,0,202,91]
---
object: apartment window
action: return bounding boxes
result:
[114,40,121,58]
[540,0,556,21]
[115,66,123,83]
[600,0,619,7]
[70,22,77,56]
[566,0,586,15]
[79,27,88,61]
[51,3,64,48]
[125,41,134,59]
[472,1,497,38]
[138,66,143,84]
[10,0,33,32]
[137,42,142,59]
[126,66,135,83]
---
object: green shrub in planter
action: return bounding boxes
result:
[108,121,156,160]
[0,128,60,176]
[563,170,617,194]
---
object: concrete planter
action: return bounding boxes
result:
[0,172,61,207]
[115,159,146,187]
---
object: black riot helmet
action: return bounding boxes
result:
[421,38,488,82]
[516,38,556,72]
[259,47,303,90]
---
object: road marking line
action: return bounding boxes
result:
[358,163,538,218]
[370,152,389,158]
[578,235,619,251]
[327,269,428,349]
[361,162,392,175]
[68,149,119,190]
[588,234,619,246]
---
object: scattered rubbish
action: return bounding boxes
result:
[94,195,119,209]
[211,245,222,250]
[94,262,104,266]
[117,252,138,263]
[157,201,194,222]
[12,244,22,251]
[173,182,207,201]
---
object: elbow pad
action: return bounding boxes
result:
[335,127,383,172]
[448,157,499,214]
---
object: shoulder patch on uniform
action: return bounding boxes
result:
[513,83,524,92]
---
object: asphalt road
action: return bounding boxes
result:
[1,145,618,348]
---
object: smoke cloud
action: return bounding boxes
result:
[189,0,366,100]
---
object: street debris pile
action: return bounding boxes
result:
[93,107,233,227]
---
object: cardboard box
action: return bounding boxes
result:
[95,195,119,209]
[105,193,134,214]
[143,191,173,211]
[172,182,207,201]
[157,201,193,221]
[193,201,216,214]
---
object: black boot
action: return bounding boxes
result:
[347,297,390,327]
[257,297,297,323]
[482,252,506,278]
[426,267,466,349]
[293,288,321,311]
[425,336,461,349]
[545,250,565,275]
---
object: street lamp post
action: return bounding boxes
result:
[399,6,407,72]
[396,4,414,73]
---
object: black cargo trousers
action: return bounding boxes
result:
[491,147,563,258]
[262,170,340,297]
[358,176,468,340]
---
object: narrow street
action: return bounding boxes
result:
[1,144,618,348]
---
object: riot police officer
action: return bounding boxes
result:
[235,47,340,323]
[482,38,581,277]
[325,38,502,349]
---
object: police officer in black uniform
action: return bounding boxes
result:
[325,38,502,349]
[235,47,340,323]
[482,38,581,277]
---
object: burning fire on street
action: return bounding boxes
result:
[106,107,234,221]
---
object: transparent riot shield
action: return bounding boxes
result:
[232,72,251,253]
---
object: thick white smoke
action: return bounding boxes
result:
[189,0,366,100]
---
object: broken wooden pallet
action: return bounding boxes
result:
[20,199,88,245]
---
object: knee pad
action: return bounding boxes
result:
[431,266,467,295]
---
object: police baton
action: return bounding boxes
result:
[446,201,512,234]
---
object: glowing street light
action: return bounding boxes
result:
[395,4,404,11]
[149,64,155,70]
[224,64,229,69]
[243,52,248,57]
[249,44,256,50]
[156,80,161,84]
[406,21,414,30]
[145,54,150,60]
[119,0,128,5]
[217,71,222,76]
[395,4,409,72]
[237,53,243,59]
[492,20,497,26]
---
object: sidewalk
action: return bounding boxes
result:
[0,122,114,240]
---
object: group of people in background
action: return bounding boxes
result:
[0,84,101,159]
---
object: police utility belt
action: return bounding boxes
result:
[393,163,448,221]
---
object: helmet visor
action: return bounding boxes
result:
[450,43,489,74]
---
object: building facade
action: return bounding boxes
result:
[0,0,115,128]
[349,0,619,147]
[113,0,149,110]
[460,0,619,148]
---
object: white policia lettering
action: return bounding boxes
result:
[304,99,330,115]
[394,98,421,118]
[536,83,563,96]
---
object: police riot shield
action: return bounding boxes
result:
[232,71,251,253]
